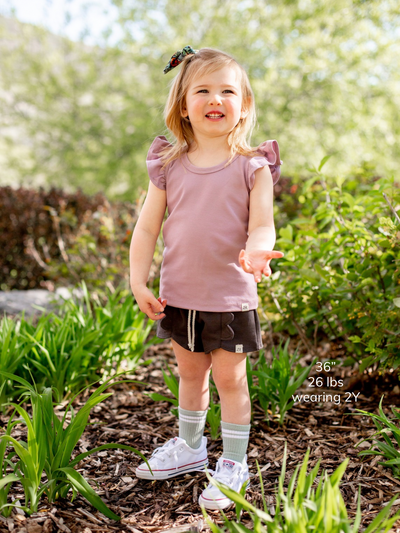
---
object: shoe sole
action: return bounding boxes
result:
[198,480,250,510]
[198,494,234,510]
[135,459,208,480]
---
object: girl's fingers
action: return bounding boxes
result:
[254,270,262,283]
[263,266,272,276]
[269,250,284,258]
[239,249,246,266]
[157,297,167,309]
[152,297,166,318]
[239,249,252,273]
[148,305,165,320]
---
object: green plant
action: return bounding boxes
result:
[0,284,157,403]
[99,290,157,373]
[355,396,400,479]
[260,169,400,369]
[0,415,19,517]
[0,317,30,406]
[248,341,315,425]
[146,365,179,417]
[0,371,149,519]
[21,310,104,403]
[202,445,400,532]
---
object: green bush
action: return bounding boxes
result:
[261,166,400,369]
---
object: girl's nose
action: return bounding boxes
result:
[208,93,222,105]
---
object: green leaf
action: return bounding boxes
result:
[145,392,178,406]
[363,495,400,533]
[0,474,20,491]
[57,467,120,521]
[359,356,374,373]
[318,155,332,172]
[279,225,293,242]
[69,443,150,472]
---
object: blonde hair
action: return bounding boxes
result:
[161,48,257,166]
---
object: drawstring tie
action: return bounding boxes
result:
[187,310,196,352]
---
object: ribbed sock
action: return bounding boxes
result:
[221,421,251,463]
[178,406,207,450]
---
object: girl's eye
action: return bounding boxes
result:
[223,90,234,94]
[197,89,208,93]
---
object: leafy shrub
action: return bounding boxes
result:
[0,185,158,295]
[0,186,109,290]
[261,167,400,369]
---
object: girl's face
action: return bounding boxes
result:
[182,66,247,143]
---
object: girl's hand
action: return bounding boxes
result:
[239,249,284,283]
[132,285,167,320]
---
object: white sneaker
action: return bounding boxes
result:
[198,456,250,510]
[135,436,208,480]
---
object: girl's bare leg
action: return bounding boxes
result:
[211,348,250,425]
[172,339,212,411]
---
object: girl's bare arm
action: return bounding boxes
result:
[130,182,167,320]
[239,165,284,282]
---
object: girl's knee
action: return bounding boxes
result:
[212,369,248,394]
[177,360,211,382]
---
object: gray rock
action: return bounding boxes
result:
[0,288,83,316]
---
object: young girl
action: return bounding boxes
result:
[130,46,283,510]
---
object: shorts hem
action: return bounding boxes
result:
[170,334,205,353]
[204,343,263,355]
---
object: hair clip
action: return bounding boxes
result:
[163,45,198,74]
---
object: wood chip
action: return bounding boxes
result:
[77,508,103,524]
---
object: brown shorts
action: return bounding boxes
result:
[156,305,262,354]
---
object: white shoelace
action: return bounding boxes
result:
[212,463,242,487]
[151,439,180,471]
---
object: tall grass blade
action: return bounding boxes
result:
[58,467,120,521]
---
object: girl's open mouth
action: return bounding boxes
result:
[205,113,225,120]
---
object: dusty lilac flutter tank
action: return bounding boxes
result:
[146,136,281,312]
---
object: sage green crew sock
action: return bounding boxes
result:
[178,406,207,450]
[221,421,251,463]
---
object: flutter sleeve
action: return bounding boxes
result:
[146,136,173,190]
[247,140,282,189]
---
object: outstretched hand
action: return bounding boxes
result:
[239,249,284,283]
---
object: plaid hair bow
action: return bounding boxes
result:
[163,45,198,74]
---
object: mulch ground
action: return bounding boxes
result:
[1,334,400,533]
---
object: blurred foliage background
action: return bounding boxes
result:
[1,0,400,199]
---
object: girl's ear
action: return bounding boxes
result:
[181,103,188,118]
